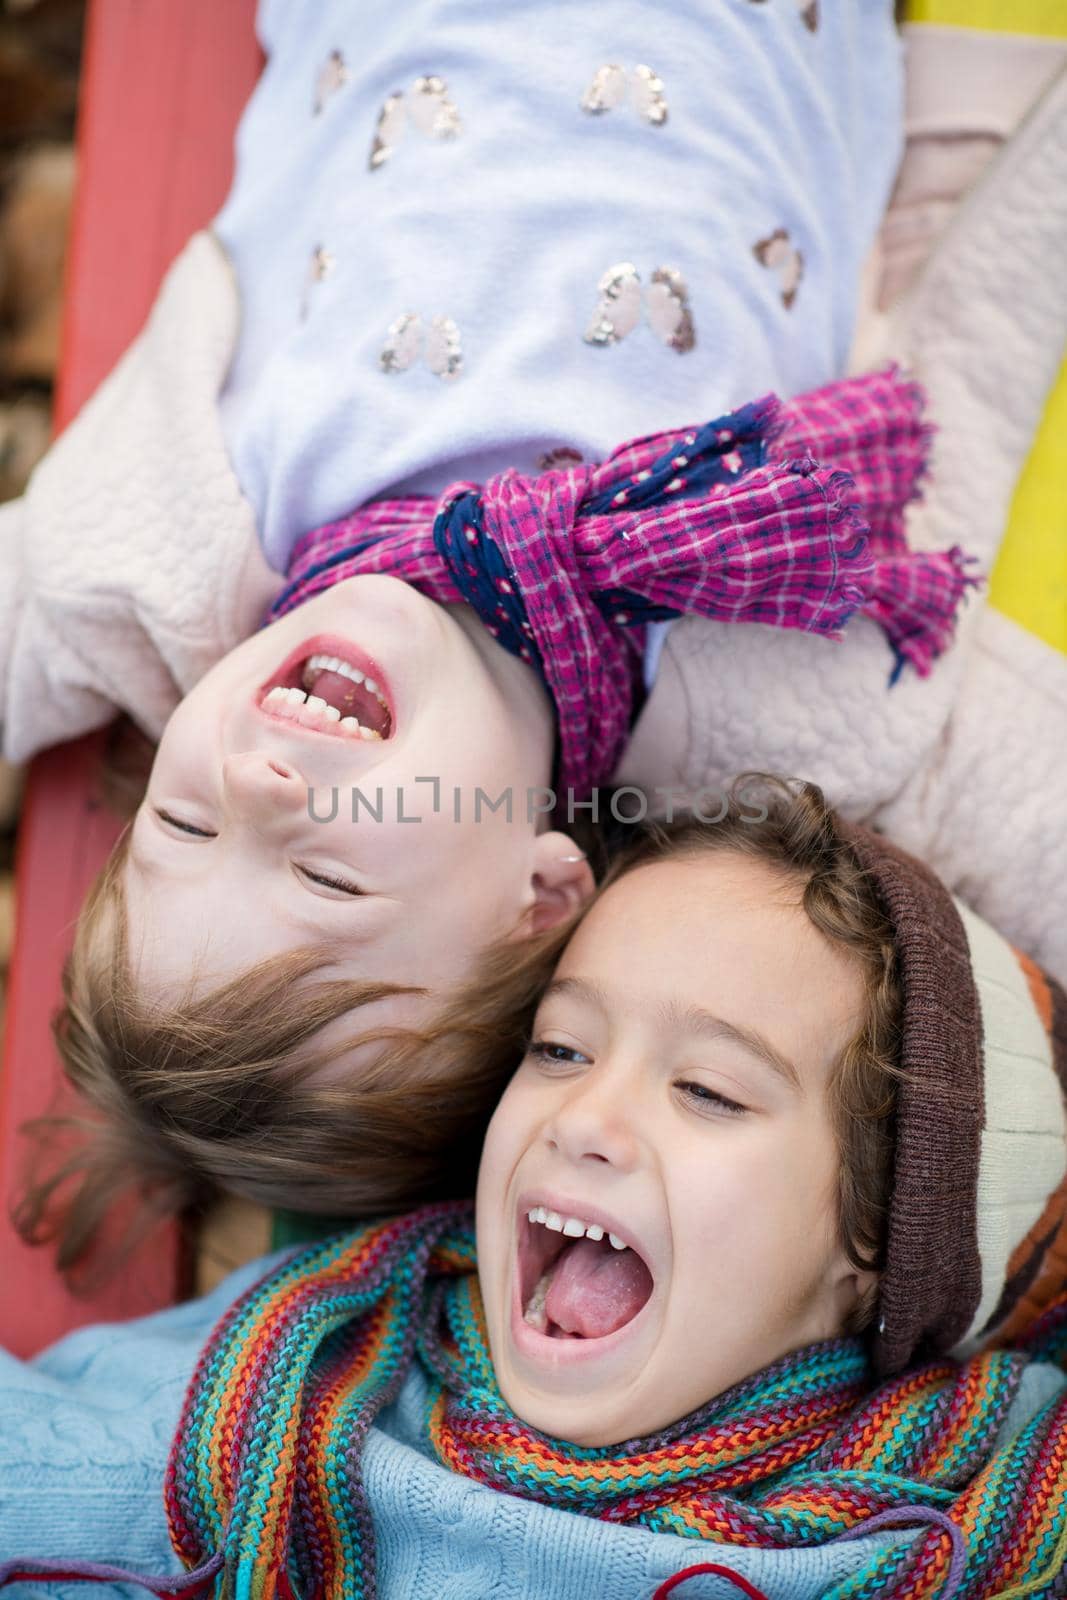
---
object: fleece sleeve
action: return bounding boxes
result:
[0,231,280,766]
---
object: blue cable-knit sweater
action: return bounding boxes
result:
[1,1254,1064,1600]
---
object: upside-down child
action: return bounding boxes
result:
[2,779,1066,1599]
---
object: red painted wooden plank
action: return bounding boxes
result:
[0,0,261,1357]
[57,0,262,425]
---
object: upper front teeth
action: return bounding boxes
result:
[527,1206,623,1248]
[304,653,389,711]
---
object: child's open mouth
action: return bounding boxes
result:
[257,636,395,741]
[516,1204,654,1342]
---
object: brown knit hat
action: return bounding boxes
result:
[843,825,1067,1377]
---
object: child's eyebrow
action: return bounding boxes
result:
[661,1001,802,1093]
[542,976,802,1092]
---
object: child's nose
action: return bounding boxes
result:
[544,1069,641,1173]
[222,751,309,827]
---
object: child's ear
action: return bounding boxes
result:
[834,1262,880,1333]
[526,832,596,934]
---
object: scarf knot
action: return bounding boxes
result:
[272,369,978,796]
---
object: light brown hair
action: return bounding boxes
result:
[17,775,901,1319]
[15,825,572,1278]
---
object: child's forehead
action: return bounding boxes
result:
[547,853,863,1068]
[555,856,811,986]
[547,857,806,1004]
[585,852,806,941]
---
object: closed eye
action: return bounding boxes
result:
[155,808,216,839]
[295,864,363,896]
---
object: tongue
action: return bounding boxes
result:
[305,669,389,735]
[544,1237,653,1339]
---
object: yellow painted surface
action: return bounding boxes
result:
[905,0,1067,36]
[988,356,1067,656]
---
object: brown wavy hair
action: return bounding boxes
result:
[16,775,902,1321]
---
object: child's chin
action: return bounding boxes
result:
[503,1283,658,1421]
[500,1372,647,1450]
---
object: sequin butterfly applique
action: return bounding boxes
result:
[369,75,462,171]
[537,446,585,471]
[313,50,349,115]
[797,0,818,30]
[743,0,818,27]
[584,263,695,353]
[752,229,804,308]
[379,312,463,380]
[580,63,668,126]
[300,245,336,319]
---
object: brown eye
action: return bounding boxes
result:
[677,1081,746,1117]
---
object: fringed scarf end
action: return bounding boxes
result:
[877,545,983,685]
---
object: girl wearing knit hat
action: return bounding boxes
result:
[2,777,1066,1599]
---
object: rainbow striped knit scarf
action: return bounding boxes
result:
[38,1202,1067,1600]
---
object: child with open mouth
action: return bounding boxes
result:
[3,777,1066,1598]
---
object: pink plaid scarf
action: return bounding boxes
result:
[271,368,976,796]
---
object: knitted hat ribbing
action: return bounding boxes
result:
[844,826,1067,1377]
